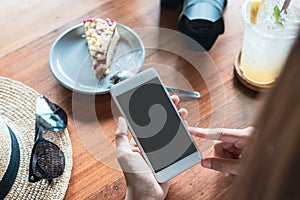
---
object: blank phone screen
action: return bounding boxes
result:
[116,78,197,172]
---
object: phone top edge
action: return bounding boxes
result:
[110,68,158,96]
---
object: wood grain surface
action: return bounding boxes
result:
[0,0,263,199]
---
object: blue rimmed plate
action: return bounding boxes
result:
[49,23,145,95]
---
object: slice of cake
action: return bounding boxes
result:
[83,18,120,79]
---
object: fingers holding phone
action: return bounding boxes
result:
[170,95,188,125]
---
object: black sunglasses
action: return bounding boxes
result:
[28,95,68,183]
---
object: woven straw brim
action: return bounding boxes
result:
[0,119,11,179]
[0,76,72,200]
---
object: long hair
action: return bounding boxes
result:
[231,30,300,199]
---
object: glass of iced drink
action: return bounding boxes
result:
[240,0,300,85]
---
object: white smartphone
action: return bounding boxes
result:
[110,68,202,183]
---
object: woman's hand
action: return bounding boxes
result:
[115,117,169,200]
[188,127,254,175]
[115,95,187,200]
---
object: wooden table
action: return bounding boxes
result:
[0,0,262,199]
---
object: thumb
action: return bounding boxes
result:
[115,117,130,152]
[201,157,240,175]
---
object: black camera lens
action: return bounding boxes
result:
[178,0,227,50]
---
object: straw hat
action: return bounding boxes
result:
[0,76,72,199]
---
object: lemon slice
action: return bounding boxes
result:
[250,0,262,24]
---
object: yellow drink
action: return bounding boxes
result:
[240,0,299,85]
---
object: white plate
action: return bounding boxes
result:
[49,23,145,94]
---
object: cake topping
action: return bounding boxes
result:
[83,18,120,79]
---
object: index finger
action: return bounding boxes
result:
[188,127,253,143]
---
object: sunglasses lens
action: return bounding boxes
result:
[36,95,68,131]
[31,140,65,180]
